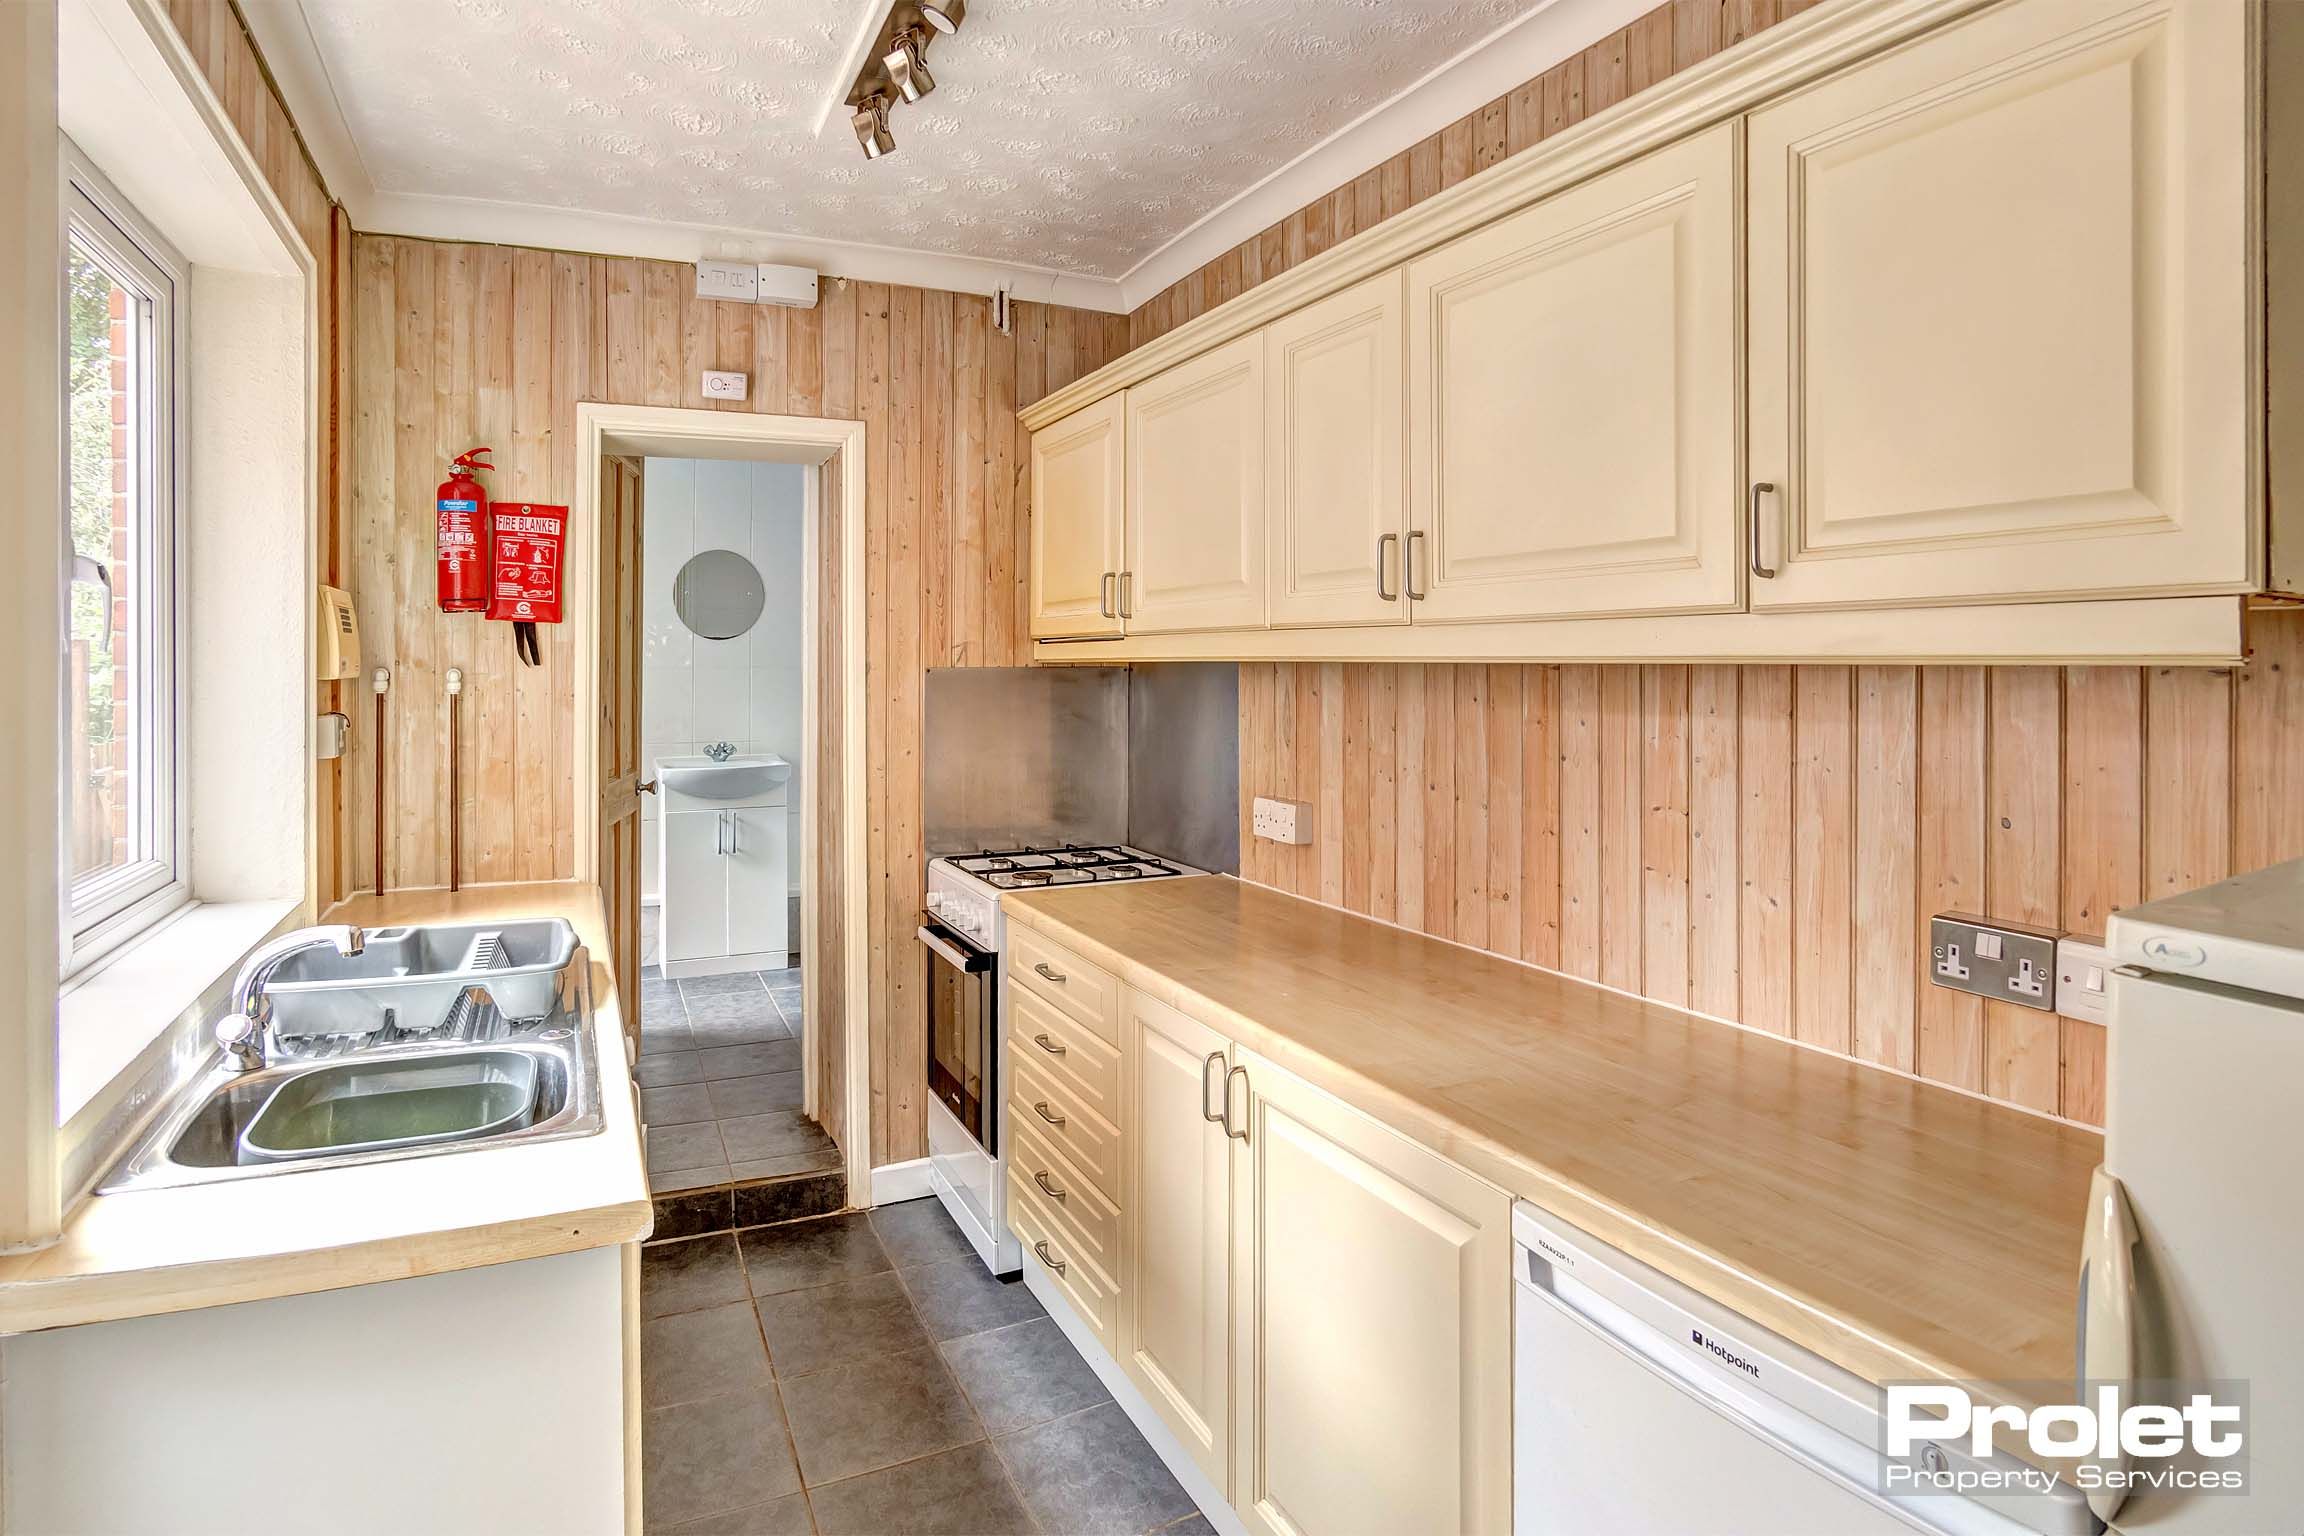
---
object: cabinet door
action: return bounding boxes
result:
[725,806,788,959]
[1031,394,1127,640]
[1266,272,1409,628]
[1230,1047,1512,1536]
[1121,990,1234,1494]
[1406,122,1741,622]
[660,812,729,962]
[1747,0,2253,609]
[1125,333,1267,634]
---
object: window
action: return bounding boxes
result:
[62,151,186,965]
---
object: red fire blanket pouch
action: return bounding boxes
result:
[486,502,569,624]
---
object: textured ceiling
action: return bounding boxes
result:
[300,0,1536,278]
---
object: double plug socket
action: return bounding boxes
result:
[1929,915,2060,1012]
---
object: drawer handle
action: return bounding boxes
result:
[1223,1064,1250,1142]
[1034,1169,1067,1201]
[1033,962,1068,985]
[1033,1239,1067,1276]
[1200,1050,1226,1125]
[1033,1100,1066,1128]
[1032,1032,1067,1057]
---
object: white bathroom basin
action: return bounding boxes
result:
[656,754,791,801]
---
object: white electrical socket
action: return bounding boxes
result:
[2055,936,2113,1026]
[695,259,759,303]
[1251,796,1312,846]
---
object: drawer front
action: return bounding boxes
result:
[1007,985,1122,1132]
[1010,1171,1119,1352]
[1009,1116,1121,1286]
[1011,1054,1121,1200]
[1009,925,1119,1045]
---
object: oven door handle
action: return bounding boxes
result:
[916,922,994,973]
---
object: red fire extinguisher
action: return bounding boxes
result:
[436,447,493,612]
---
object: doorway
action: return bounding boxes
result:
[573,404,869,1214]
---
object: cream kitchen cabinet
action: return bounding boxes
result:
[1030,391,1127,639]
[1404,121,1742,624]
[1745,0,2255,610]
[1265,272,1409,628]
[1125,333,1268,634]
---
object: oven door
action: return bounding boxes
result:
[919,916,997,1152]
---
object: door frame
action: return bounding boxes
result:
[570,402,871,1207]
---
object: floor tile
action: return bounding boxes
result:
[997,1402,1196,1536]
[737,1211,891,1298]
[756,1270,932,1378]
[643,1301,770,1407]
[721,1109,834,1163]
[652,1162,732,1195]
[642,1021,699,1057]
[729,1150,841,1183]
[636,1050,706,1088]
[709,1071,805,1119]
[653,1188,736,1243]
[642,1388,801,1528]
[687,990,787,1035]
[700,1039,803,1080]
[648,1120,727,1174]
[656,1492,814,1536]
[1154,1517,1215,1536]
[733,1171,846,1229]
[778,1344,984,1486]
[870,1197,979,1269]
[807,1442,1034,1536]
[940,1317,1110,1435]
[641,1233,747,1318]
[643,1082,717,1127]
[761,966,802,989]
[681,972,768,1000]
[901,1256,1046,1342]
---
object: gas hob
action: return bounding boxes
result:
[944,843,1187,890]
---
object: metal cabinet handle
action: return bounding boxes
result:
[1033,1239,1067,1276]
[1376,532,1399,601]
[1118,571,1134,619]
[1034,1169,1067,1201]
[1099,571,1116,619]
[1201,1050,1227,1125]
[1405,530,1427,600]
[714,811,728,856]
[1749,482,1778,580]
[1033,962,1067,985]
[1033,1100,1066,1128]
[1031,1032,1067,1057]
[1223,1064,1250,1141]
[728,813,739,855]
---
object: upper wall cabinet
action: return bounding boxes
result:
[1126,334,1269,634]
[1406,122,1742,623]
[1031,393,1127,640]
[1746,0,2255,609]
[1265,273,1410,628]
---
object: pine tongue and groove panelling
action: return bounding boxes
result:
[346,235,1127,1162]
[1237,613,2304,1127]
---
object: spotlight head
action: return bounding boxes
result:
[884,27,935,101]
[851,95,895,159]
[919,0,964,35]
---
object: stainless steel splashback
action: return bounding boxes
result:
[924,668,1129,854]
[1128,663,1240,875]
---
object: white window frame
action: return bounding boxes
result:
[60,142,189,974]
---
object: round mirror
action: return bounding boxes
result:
[673,549,766,640]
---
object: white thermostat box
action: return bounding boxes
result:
[756,263,819,309]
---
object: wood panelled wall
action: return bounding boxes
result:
[343,236,1127,1163]
[1236,612,2304,1127]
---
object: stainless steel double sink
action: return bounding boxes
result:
[101,920,608,1195]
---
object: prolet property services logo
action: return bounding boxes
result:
[1881,1380,2250,1499]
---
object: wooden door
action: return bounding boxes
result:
[1120,991,1234,1494]
[1406,123,1741,623]
[1030,394,1127,640]
[1125,333,1268,634]
[596,453,644,1052]
[1230,1046,1512,1536]
[1265,272,1409,628]
[1746,0,2254,609]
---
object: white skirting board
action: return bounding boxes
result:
[869,1156,936,1206]
[1018,1258,1245,1536]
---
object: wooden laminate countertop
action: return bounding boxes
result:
[0,883,651,1334]
[1006,876,2101,1410]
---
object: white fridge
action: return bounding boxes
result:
[2093,857,2304,1533]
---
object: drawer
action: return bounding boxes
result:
[1009,1116,1121,1287]
[1009,925,1119,1045]
[1011,1054,1121,1200]
[1009,1170,1119,1352]
[1006,985,1122,1132]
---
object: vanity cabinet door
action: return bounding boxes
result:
[1030,394,1127,640]
[726,807,788,960]
[660,811,730,963]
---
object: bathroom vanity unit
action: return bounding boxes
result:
[656,753,792,977]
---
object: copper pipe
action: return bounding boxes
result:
[372,668,390,895]
[446,668,465,892]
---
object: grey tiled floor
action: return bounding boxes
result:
[641,1199,1209,1536]
[639,960,831,1193]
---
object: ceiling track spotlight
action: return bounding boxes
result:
[843,2,968,162]
[884,27,935,101]
[919,0,965,35]
[852,93,896,159]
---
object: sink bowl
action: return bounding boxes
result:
[657,754,791,801]
[238,1049,546,1162]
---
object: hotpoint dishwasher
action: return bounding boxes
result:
[1512,1201,2099,1536]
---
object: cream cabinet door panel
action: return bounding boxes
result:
[1230,1047,1512,1536]
[1266,272,1409,628]
[1125,334,1267,634]
[1121,991,1233,1495]
[1030,394,1126,639]
[1407,122,1741,623]
[1748,0,2254,609]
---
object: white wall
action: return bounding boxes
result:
[641,457,806,903]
